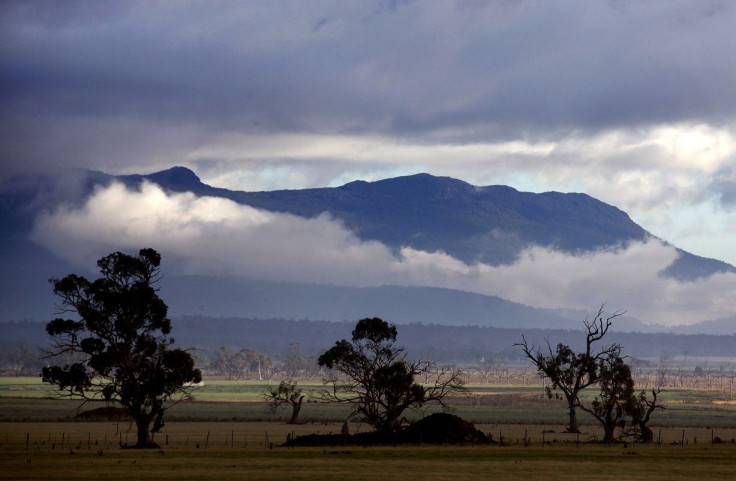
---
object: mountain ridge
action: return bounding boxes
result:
[125,167,733,278]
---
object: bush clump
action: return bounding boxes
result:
[285,413,488,447]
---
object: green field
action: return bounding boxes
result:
[2,377,734,428]
[2,377,735,480]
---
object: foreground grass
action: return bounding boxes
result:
[2,419,736,480]
[2,433,735,481]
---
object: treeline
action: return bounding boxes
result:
[3,317,736,376]
[194,343,322,380]
[3,333,735,391]
[171,316,736,361]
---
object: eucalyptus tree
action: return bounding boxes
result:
[318,317,465,433]
[577,355,636,443]
[41,248,201,448]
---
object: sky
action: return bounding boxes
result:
[2,1,736,326]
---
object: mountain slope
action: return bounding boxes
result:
[119,167,734,278]
[224,174,647,265]
[162,276,583,329]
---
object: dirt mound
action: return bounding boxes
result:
[402,413,489,444]
[285,413,488,447]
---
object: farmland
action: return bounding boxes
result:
[1,377,735,480]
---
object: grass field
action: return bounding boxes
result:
[2,377,735,480]
[1,423,735,481]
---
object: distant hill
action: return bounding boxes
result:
[669,317,736,335]
[4,318,734,363]
[162,276,583,329]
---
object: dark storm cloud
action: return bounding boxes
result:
[3,0,736,177]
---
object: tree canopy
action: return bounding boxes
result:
[41,248,201,448]
[318,317,465,433]
[577,355,636,442]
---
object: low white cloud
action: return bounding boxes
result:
[393,243,736,326]
[30,181,396,285]
[30,182,736,327]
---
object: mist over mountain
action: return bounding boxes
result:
[1,166,735,333]
[106,167,733,280]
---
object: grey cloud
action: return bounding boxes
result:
[711,166,736,207]
[4,0,736,160]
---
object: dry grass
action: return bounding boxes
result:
[2,422,736,481]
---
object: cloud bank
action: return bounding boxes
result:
[31,182,736,326]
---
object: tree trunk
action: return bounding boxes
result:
[134,415,152,448]
[602,421,616,443]
[131,407,159,448]
[288,396,304,424]
[566,396,579,433]
[638,422,654,443]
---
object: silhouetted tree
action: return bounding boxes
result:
[265,380,305,424]
[41,248,201,448]
[318,317,465,433]
[517,305,624,433]
[578,355,636,443]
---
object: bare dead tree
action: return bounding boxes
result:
[516,304,624,433]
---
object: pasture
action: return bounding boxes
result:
[1,377,735,480]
